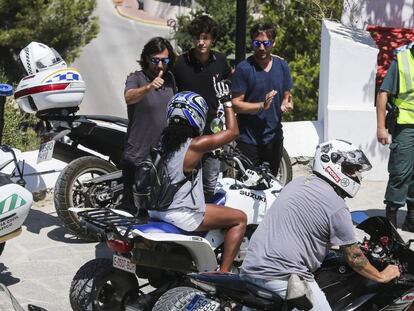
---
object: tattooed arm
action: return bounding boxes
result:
[341,243,400,283]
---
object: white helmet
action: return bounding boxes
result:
[19,42,66,75]
[313,139,372,198]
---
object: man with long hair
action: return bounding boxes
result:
[121,37,176,214]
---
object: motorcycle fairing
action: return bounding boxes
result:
[123,227,217,272]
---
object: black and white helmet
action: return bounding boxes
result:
[19,42,66,75]
[313,139,372,198]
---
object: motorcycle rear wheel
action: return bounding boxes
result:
[152,286,207,311]
[54,156,117,240]
[70,258,139,311]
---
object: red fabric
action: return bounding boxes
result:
[366,25,414,87]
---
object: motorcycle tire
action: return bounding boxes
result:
[152,286,206,311]
[277,147,293,186]
[0,242,5,256]
[54,156,117,240]
[70,258,139,311]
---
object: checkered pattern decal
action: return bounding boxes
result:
[24,47,33,75]
[45,71,80,83]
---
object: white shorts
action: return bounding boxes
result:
[149,208,205,232]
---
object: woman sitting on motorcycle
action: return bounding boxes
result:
[149,90,247,272]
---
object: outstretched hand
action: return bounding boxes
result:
[213,77,232,105]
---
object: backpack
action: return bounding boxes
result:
[132,147,195,211]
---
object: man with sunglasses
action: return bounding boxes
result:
[232,23,293,177]
[122,37,176,215]
[172,15,231,202]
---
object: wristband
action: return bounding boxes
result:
[223,102,233,108]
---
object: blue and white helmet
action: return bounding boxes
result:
[167,91,209,135]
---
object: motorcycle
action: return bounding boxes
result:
[153,212,414,311]
[68,147,283,311]
[14,42,293,240]
[0,84,32,256]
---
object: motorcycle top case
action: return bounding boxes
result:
[0,184,32,239]
[14,67,86,114]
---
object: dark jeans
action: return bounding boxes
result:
[237,136,284,177]
[121,159,137,210]
[385,126,414,207]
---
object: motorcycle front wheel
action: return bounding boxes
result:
[153,286,208,311]
[277,147,292,186]
[70,258,139,311]
[54,156,117,240]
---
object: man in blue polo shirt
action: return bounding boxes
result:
[232,23,293,176]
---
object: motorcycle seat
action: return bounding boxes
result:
[130,220,207,237]
[190,272,284,306]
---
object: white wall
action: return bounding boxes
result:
[342,0,414,29]
[318,19,388,180]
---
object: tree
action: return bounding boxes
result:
[173,0,343,121]
[173,0,255,62]
[0,0,99,83]
[261,0,343,121]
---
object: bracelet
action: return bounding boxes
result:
[223,101,233,108]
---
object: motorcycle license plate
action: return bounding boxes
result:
[113,254,135,274]
[37,140,55,163]
[185,294,220,311]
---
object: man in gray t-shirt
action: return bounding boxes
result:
[121,37,176,214]
[241,140,400,311]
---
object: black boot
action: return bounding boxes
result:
[402,203,414,233]
[385,204,400,228]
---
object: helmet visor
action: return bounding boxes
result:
[35,48,64,70]
[339,149,372,181]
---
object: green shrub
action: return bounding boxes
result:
[2,97,40,151]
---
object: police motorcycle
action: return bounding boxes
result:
[153,212,414,311]
[0,84,33,257]
[68,146,283,311]
[14,42,293,241]
[14,42,127,239]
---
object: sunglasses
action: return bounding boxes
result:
[150,57,170,65]
[252,40,273,48]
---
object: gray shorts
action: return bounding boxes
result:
[149,208,205,232]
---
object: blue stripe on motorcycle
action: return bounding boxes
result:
[130,220,207,237]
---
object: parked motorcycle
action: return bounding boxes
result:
[14,42,292,240]
[0,84,33,256]
[153,213,414,311]
[68,147,283,311]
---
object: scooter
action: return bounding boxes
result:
[153,213,414,311]
[68,147,283,311]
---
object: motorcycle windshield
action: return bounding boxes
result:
[356,216,405,244]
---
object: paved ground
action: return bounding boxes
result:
[1,163,413,310]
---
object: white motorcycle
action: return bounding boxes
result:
[0,84,33,257]
[68,147,283,311]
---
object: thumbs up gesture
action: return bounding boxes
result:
[149,70,164,90]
